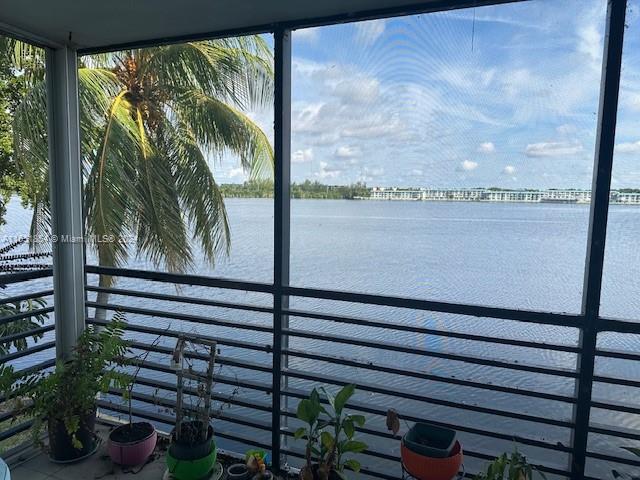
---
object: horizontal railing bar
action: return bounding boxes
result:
[86,285,273,315]
[284,285,582,327]
[0,324,55,345]
[131,374,273,413]
[596,347,640,361]
[0,419,33,442]
[598,318,640,334]
[590,398,640,415]
[585,450,640,468]
[86,265,274,294]
[0,341,56,363]
[128,358,273,393]
[0,307,54,327]
[0,289,54,306]
[284,347,576,412]
[589,422,640,441]
[281,382,571,453]
[284,308,580,353]
[97,401,272,450]
[86,302,273,334]
[281,407,571,477]
[593,374,640,389]
[127,340,273,374]
[106,388,272,432]
[0,269,53,285]
[89,318,273,353]
[284,327,578,378]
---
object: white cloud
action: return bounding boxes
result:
[411,169,423,176]
[478,142,495,153]
[623,92,640,112]
[315,161,341,180]
[616,141,640,154]
[460,160,478,171]
[335,145,362,159]
[292,148,314,164]
[294,27,321,43]
[355,19,386,46]
[228,167,245,179]
[578,23,602,65]
[556,124,577,135]
[333,78,380,104]
[503,165,516,175]
[357,166,385,182]
[525,141,584,158]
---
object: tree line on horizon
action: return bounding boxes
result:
[220,179,369,199]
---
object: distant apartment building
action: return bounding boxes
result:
[368,187,640,205]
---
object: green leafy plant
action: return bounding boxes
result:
[475,448,546,480]
[295,384,367,480]
[1,316,130,449]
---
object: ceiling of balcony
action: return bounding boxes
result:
[0,0,520,52]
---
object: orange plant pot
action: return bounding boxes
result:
[401,440,463,480]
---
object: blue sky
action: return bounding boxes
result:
[217,0,640,189]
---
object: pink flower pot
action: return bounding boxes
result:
[108,422,157,466]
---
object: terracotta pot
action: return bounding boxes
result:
[401,440,463,480]
[108,421,157,466]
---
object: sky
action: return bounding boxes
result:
[215,0,640,190]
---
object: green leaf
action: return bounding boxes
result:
[294,427,307,439]
[297,399,318,425]
[622,447,640,458]
[349,414,366,427]
[334,384,355,414]
[320,387,335,412]
[341,440,367,454]
[321,431,335,451]
[343,459,361,473]
[343,419,354,439]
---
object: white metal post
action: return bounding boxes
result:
[46,46,86,360]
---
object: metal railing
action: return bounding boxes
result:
[0,269,55,450]
[82,264,640,480]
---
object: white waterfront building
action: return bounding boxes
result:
[368,187,640,205]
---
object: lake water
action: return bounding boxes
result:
[2,198,640,478]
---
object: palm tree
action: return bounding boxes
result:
[6,37,274,319]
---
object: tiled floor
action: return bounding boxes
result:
[8,426,170,480]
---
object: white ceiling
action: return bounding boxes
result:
[0,0,517,52]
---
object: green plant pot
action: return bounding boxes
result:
[166,441,217,480]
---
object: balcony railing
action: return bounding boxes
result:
[0,265,603,478]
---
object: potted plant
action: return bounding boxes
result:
[387,409,463,480]
[295,384,368,480]
[165,336,218,480]
[1,319,129,462]
[107,333,160,466]
[246,449,272,480]
[474,448,546,480]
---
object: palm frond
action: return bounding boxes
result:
[174,89,274,180]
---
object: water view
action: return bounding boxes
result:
[4,197,639,478]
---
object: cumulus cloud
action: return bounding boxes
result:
[335,145,362,158]
[525,141,584,158]
[556,124,577,135]
[315,161,341,180]
[355,19,386,45]
[503,165,516,175]
[478,142,495,153]
[294,27,321,43]
[293,148,314,164]
[228,167,245,179]
[333,78,380,104]
[616,141,640,154]
[357,166,385,182]
[623,92,640,112]
[460,160,479,171]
